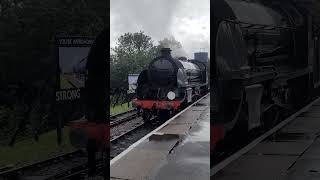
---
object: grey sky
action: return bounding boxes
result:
[110,0,210,58]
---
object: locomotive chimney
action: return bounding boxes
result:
[161,48,172,58]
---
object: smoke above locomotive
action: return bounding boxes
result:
[110,0,210,58]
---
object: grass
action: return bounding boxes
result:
[0,127,75,167]
[110,102,133,116]
[60,74,73,89]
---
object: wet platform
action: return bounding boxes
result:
[110,94,210,180]
[212,98,320,180]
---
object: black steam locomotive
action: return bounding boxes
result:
[212,0,320,153]
[133,48,208,121]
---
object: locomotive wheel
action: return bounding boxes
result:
[222,89,245,131]
[217,92,250,152]
[137,108,141,117]
[231,101,249,144]
[158,110,171,120]
[142,110,152,121]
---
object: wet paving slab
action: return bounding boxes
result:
[110,95,210,180]
[212,98,320,180]
[214,154,298,180]
[151,107,210,180]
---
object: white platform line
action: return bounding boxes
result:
[110,93,210,165]
[211,96,320,176]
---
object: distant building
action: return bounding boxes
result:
[194,52,209,63]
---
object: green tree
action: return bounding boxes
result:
[110,33,187,89]
[0,0,105,83]
[0,0,106,143]
[111,31,158,89]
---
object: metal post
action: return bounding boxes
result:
[103,145,109,180]
[87,139,97,176]
[57,105,62,145]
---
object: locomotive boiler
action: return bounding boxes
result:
[212,0,320,155]
[133,48,208,121]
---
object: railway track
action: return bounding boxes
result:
[0,97,208,179]
[110,109,137,127]
[0,150,86,180]
[0,150,108,180]
[110,116,163,159]
[0,110,138,179]
[110,108,161,159]
[38,157,106,180]
[47,114,159,178]
[110,109,135,119]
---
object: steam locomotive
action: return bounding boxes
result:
[133,48,208,121]
[212,0,320,154]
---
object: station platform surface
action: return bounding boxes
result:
[111,94,210,180]
[212,98,320,180]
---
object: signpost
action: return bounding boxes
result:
[127,73,139,94]
[55,37,94,144]
[56,37,94,101]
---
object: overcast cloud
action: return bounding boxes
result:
[110,0,210,58]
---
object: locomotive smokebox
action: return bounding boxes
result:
[161,48,172,58]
